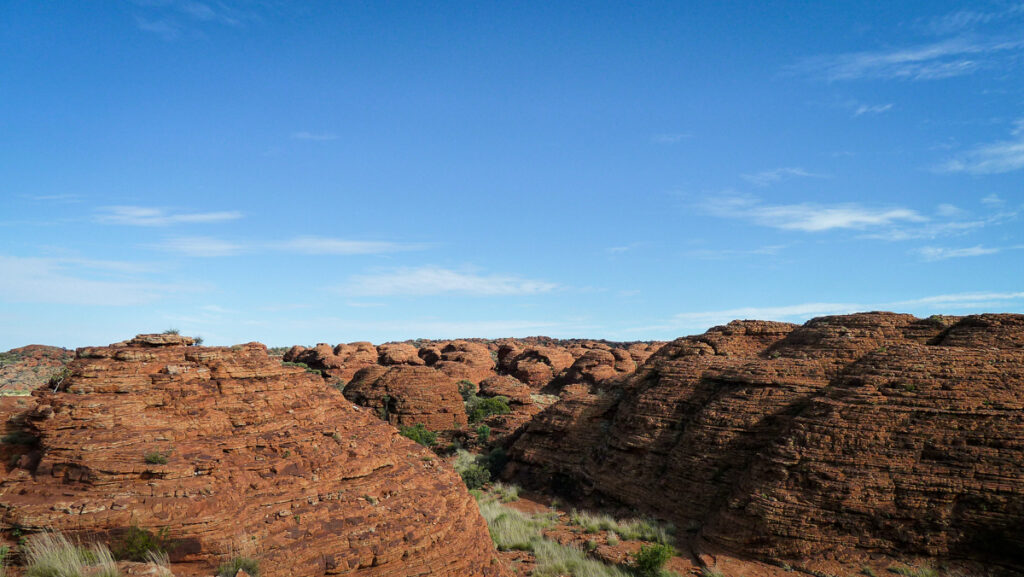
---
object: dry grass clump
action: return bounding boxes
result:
[23,531,120,577]
[568,509,674,544]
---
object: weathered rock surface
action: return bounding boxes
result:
[0,334,505,577]
[283,342,377,382]
[505,347,575,389]
[0,345,74,394]
[506,313,1024,568]
[344,365,468,431]
[375,343,424,366]
[432,341,497,384]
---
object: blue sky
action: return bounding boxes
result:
[1,1,1023,349]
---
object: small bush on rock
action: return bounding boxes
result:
[399,423,437,447]
[217,556,259,577]
[633,543,675,577]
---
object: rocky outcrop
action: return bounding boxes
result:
[505,313,1024,568]
[344,365,468,431]
[0,334,505,577]
[432,341,496,384]
[505,347,575,389]
[0,345,73,394]
[283,342,377,381]
[376,343,424,366]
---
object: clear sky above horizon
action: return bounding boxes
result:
[1,1,1023,350]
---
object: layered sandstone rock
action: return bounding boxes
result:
[283,342,377,381]
[0,345,74,394]
[505,347,575,389]
[432,341,496,384]
[506,313,1024,568]
[376,343,424,366]
[344,365,468,431]
[0,335,505,577]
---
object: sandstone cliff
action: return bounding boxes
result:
[505,313,1024,569]
[0,334,506,577]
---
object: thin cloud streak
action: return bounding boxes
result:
[701,194,926,232]
[938,119,1024,174]
[740,167,824,187]
[96,206,242,226]
[0,255,194,306]
[790,38,1024,81]
[338,266,560,297]
[152,236,429,257]
[917,245,1024,261]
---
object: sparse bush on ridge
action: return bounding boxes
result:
[399,423,437,447]
[633,543,675,577]
[217,556,259,577]
[466,395,511,423]
[144,451,170,465]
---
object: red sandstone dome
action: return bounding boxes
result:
[0,334,506,577]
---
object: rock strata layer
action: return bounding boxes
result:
[0,334,505,577]
[506,313,1024,568]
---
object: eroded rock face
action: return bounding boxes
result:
[506,347,575,389]
[0,345,74,394]
[283,342,377,381]
[506,314,1024,568]
[433,341,497,384]
[376,343,424,366]
[344,365,468,431]
[0,335,505,577]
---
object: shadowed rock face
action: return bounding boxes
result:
[506,313,1024,567]
[0,334,505,577]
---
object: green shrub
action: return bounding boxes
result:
[484,446,508,476]
[193,336,204,345]
[144,451,169,465]
[888,566,938,577]
[162,329,180,335]
[111,526,170,562]
[701,569,726,577]
[460,464,491,489]
[217,557,259,577]
[47,368,72,390]
[399,423,437,447]
[476,424,491,442]
[467,396,510,423]
[633,543,675,576]
[568,509,674,544]
[458,380,477,401]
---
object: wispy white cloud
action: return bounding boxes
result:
[916,245,1002,260]
[854,103,894,116]
[982,193,1004,205]
[920,4,1024,35]
[701,194,925,232]
[96,206,242,226]
[154,236,246,257]
[135,17,179,40]
[290,131,339,141]
[337,266,560,297]
[651,133,692,144]
[279,236,426,255]
[0,255,193,306]
[22,194,82,203]
[938,119,1024,174]
[790,38,1024,81]
[740,167,825,187]
[151,235,428,257]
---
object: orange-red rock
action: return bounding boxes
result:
[283,342,377,381]
[506,313,1024,569]
[344,365,468,431]
[432,340,496,384]
[0,334,505,577]
[376,343,424,366]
